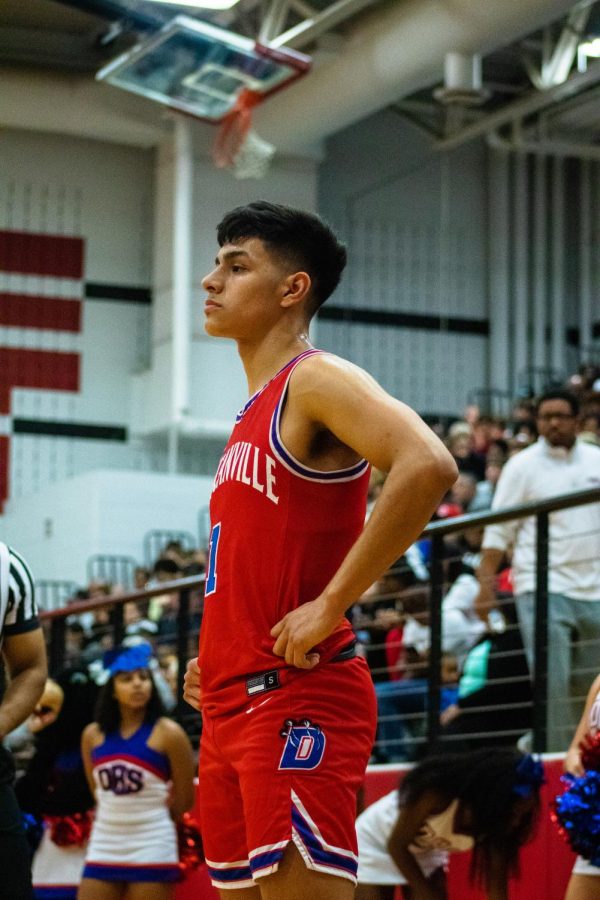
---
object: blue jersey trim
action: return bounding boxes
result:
[207,863,253,883]
[291,806,358,877]
[82,863,180,883]
[249,848,285,873]
[235,349,320,422]
[267,351,369,483]
[270,393,368,482]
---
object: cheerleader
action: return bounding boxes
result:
[562,672,600,900]
[78,644,195,900]
[355,748,543,900]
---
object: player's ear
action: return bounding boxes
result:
[280,271,311,309]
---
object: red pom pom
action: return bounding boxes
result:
[177,811,204,875]
[581,731,600,772]
[46,811,94,847]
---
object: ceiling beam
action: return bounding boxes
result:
[436,60,600,150]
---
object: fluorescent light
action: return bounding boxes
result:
[579,37,600,58]
[143,0,241,9]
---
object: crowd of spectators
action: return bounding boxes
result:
[356,362,600,760]
[55,542,208,715]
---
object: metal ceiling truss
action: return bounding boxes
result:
[522,0,594,88]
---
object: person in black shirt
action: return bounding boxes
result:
[0,542,47,900]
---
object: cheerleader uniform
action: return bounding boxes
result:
[572,688,600,877]
[356,790,473,885]
[82,721,179,883]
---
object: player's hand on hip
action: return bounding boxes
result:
[270,597,338,669]
[183,657,202,711]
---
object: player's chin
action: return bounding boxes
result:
[204,317,230,338]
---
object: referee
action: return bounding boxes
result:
[0,542,47,900]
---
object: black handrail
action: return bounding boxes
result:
[423,487,600,537]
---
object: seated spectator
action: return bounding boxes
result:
[133,566,150,590]
[374,653,459,763]
[446,422,485,480]
[148,559,183,624]
[471,415,506,456]
[355,558,428,683]
[437,620,532,752]
[123,600,158,641]
[512,419,537,447]
[470,441,508,511]
[449,472,477,513]
[578,410,600,446]
[64,622,86,666]
[80,608,114,665]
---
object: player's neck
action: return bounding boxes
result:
[238,327,313,396]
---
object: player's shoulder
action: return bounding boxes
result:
[290,349,375,393]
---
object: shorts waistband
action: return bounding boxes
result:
[243,643,357,695]
[330,641,357,663]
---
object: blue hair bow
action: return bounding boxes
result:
[513,754,545,797]
[103,643,153,675]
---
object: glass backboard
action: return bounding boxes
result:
[96,16,311,122]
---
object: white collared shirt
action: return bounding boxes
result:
[482,438,600,599]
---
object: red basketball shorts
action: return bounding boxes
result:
[198,656,377,891]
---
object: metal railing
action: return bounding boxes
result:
[40,486,600,753]
[424,486,600,754]
[41,574,204,737]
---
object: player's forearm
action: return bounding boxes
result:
[476,548,504,585]
[321,450,457,616]
[0,664,46,740]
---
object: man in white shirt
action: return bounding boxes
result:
[476,389,600,751]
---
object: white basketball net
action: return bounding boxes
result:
[232,129,276,180]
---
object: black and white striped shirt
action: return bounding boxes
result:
[1,545,38,640]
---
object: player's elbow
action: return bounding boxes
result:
[421,443,458,493]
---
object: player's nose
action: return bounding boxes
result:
[202,267,222,293]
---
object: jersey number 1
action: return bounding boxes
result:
[205,522,221,596]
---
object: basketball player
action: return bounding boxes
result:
[185,202,458,900]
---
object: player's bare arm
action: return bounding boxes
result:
[0,628,47,739]
[271,353,458,669]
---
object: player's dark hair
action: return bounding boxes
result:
[95,668,166,735]
[536,388,579,417]
[398,748,541,889]
[216,201,347,315]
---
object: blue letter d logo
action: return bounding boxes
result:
[279,725,326,770]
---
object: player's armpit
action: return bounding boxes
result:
[289,353,456,479]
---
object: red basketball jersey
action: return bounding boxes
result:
[199,349,370,717]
